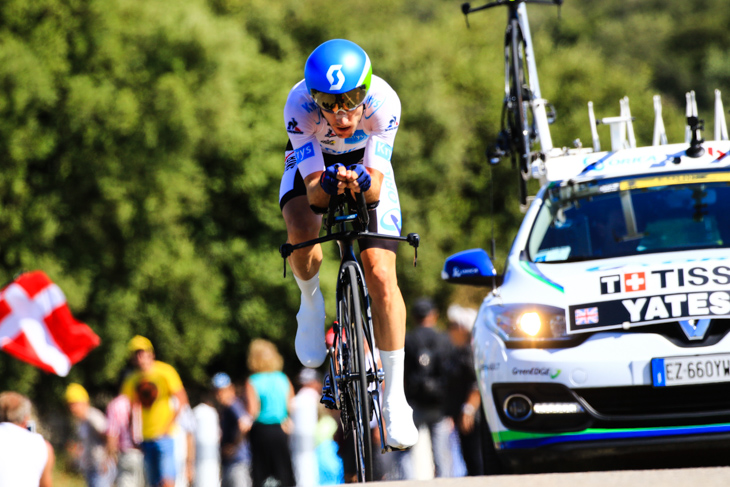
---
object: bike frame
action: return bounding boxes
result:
[515,2,554,154]
[329,196,383,455]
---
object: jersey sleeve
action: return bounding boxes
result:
[363,81,401,175]
[283,82,327,179]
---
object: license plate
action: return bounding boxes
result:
[651,353,730,387]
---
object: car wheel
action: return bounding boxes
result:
[478,405,505,475]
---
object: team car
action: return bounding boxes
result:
[443,84,730,471]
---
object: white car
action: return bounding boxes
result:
[443,135,730,472]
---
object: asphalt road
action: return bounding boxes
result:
[370,466,730,486]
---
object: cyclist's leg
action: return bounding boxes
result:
[357,163,406,351]
[358,164,417,448]
[281,150,327,368]
[282,194,322,279]
[360,250,417,450]
[360,248,405,350]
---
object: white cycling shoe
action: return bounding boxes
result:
[383,402,419,450]
[295,293,327,368]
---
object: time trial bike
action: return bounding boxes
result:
[280,190,419,482]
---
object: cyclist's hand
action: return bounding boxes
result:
[320,163,345,195]
[347,164,371,192]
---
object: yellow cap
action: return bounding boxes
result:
[128,335,154,355]
[65,383,89,404]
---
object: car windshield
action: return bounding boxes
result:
[527,172,730,263]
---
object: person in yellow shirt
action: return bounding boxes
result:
[122,336,189,487]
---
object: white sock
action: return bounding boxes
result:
[295,272,321,302]
[381,348,418,448]
[380,348,406,406]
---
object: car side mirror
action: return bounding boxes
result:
[441,248,502,286]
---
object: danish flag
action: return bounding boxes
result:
[0,271,100,376]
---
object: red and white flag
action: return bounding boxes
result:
[0,271,100,376]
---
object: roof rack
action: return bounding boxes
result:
[714,89,728,141]
[582,90,729,157]
[588,97,636,152]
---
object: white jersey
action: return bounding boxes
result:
[280,75,404,238]
[0,422,48,487]
[283,75,401,178]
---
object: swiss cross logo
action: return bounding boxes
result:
[623,272,646,292]
[708,147,727,161]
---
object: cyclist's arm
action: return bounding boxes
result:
[304,172,331,209]
[304,167,383,206]
[359,167,383,205]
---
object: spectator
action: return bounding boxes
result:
[290,368,320,487]
[65,383,115,487]
[313,405,344,485]
[316,328,346,485]
[105,386,144,487]
[192,392,221,487]
[0,391,55,487]
[397,297,454,479]
[244,339,295,487]
[174,404,196,487]
[445,304,483,476]
[213,372,252,487]
[122,335,189,487]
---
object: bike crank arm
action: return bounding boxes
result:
[326,348,343,411]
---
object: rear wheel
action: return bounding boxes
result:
[507,18,532,205]
[341,264,374,482]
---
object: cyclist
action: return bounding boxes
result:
[279,38,418,449]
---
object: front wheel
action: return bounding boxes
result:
[478,404,505,475]
[341,264,374,482]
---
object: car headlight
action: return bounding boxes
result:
[485,304,568,343]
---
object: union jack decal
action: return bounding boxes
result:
[575,307,599,325]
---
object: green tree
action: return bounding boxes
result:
[0,0,721,426]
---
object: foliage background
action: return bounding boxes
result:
[0,0,727,451]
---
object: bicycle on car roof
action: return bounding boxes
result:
[462,0,562,207]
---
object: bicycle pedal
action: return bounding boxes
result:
[486,145,506,164]
[382,445,412,453]
[320,395,337,410]
[320,374,338,410]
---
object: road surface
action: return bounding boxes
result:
[370,466,730,486]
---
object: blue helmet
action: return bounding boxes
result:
[304,39,372,113]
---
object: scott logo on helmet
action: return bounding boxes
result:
[327,65,345,90]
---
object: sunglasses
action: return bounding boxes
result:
[310,85,368,114]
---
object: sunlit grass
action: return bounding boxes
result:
[53,466,85,487]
